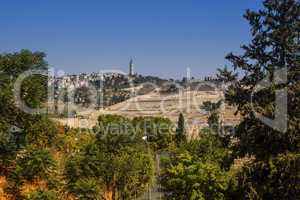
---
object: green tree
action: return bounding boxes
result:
[216,66,238,83]
[223,0,300,198]
[201,100,223,133]
[25,116,59,148]
[0,50,48,112]
[187,129,229,166]
[161,127,231,200]
[228,153,300,199]
[0,50,62,198]
[7,146,56,199]
[74,86,93,108]
[200,100,222,114]
[0,50,48,132]
[207,112,221,133]
[0,121,24,176]
[132,116,175,151]
[0,50,49,176]
[160,151,228,200]
[21,74,48,109]
[64,115,154,200]
[225,0,300,160]
[175,113,186,147]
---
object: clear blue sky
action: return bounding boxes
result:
[0,0,262,78]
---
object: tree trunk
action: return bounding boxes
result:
[103,189,113,200]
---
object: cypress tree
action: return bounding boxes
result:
[175,113,186,146]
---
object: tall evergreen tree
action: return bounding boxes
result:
[225,0,300,160]
[224,0,300,198]
[175,113,186,146]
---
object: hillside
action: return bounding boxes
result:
[57,88,240,136]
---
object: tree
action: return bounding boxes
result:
[25,116,59,148]
[73,86,93,108]
[0,50,48,112]
[7,146,56,199]
[201,100,223,133]
[64,115,154,200]
[0,50,51,177]
[225,0,300,160]
[132,116,175,151]
[187,129,229,166]
[160,151,228,200]
[0,50,48,128]
[64,139,154,200]
[200,100,222,114]
[228,153,300,199]
[223,0,300,198]
[161,126,231,200]
[0,121,25,176]
[21,74,48,109]
[216,66,238,83]
[0,50,63,198]
[175,113,186,146]
[207,112,221,133]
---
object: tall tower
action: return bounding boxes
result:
[129,59,134,76]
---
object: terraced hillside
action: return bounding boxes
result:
[57,88,240,136]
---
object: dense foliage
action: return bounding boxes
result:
[160,129,230,200]
[160,1,300,200]
[0,50,62,199]
[161,151,228,200]
[64,115,155,200]
[0,51,167,199]
[228,153,300,199]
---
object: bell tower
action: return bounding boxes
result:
[129,59,134,76]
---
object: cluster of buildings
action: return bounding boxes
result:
[49,60,135,90]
